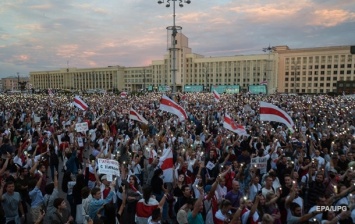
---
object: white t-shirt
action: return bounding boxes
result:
[215,184,227,202]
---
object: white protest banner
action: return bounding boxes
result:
[77,137,84,147]
[206,161,215,170]
[34,116,41,123]
[251,156,268,174]
[98,159,120,177]
[75,122,88,132]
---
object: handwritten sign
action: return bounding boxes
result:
[251,156,268,174]
[98,159,120,178]
[75,122,88,132]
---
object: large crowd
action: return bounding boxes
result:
[0,91,354,224]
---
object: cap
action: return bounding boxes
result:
[100,174,108,181]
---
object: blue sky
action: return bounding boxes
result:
[0,0,354,78]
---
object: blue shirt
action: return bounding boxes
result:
[29,187,44,207]
[88,191,114,219]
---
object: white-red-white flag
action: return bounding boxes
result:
[159,147,174,183]
[159,95,187,121]
[260,102,294,130]
[120,92,128,98]
[213,90,221,102]
[129,108,148,125]
[73,96,88,110]
[223,114,248,136]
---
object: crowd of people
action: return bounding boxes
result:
[0,91,354,224]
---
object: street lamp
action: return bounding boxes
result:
[292,61,299,93]
[262,45,274,94]
[158,0,191,95]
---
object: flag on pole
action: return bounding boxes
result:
[259,102,294,130]
[129,108,148,125]
[223,114,248,136]
[260,80,268,85]
[120,92,128,98]
[213,90,221,102]
[159,147,174,183]
[73,96,88,110]
[159,95,187,121]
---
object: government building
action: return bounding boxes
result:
[29,34,355,94]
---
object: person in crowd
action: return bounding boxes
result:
[43,171,59,223]
[0,179,25,224]
[51,197,74,224]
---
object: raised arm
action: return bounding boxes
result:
[0,153,11,175]
[191,187,204,218]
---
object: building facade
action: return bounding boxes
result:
[1,76,30,92]
[275,45,355,94]
[29,34,354,94]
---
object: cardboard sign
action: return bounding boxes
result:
[98,159,120,177]
[251,156,268,174]
[75,122,88,132]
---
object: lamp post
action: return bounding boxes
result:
[204,65,209,92]
[158,0,191,95]
[292,61,299,93]
[262,45,274,94]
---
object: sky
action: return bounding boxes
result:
[0,0,355,78]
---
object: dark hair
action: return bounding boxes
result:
[61,171,72,193]
[130,175,140,190]
[53,198,65,209]
[81,187,91,199]
[45,183,55,195]
[219,199,232,209]
[151,208,161,220]
[143,186,152,204]
[153,168,163,177]
[91,187,101,196]
[290,202,301,213]
[103,203,116,224]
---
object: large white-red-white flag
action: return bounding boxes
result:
[159,95,187,121]
[73,96,88,110]
[223,114,248,136]
[120,92,128,98]
[213,90,221,102]
[129,108,148,125]
[159,147,174,183]
[259,102,294,130]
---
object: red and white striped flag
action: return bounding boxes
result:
[73,96,88,110]
[260,102,294,130]
[213,90,221,102]
[260,80,268,85]
[223,114,248,136]
[159,147,174,183]
[120,91,128,98]
[129,108,148,125]
[159,95,187,121]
